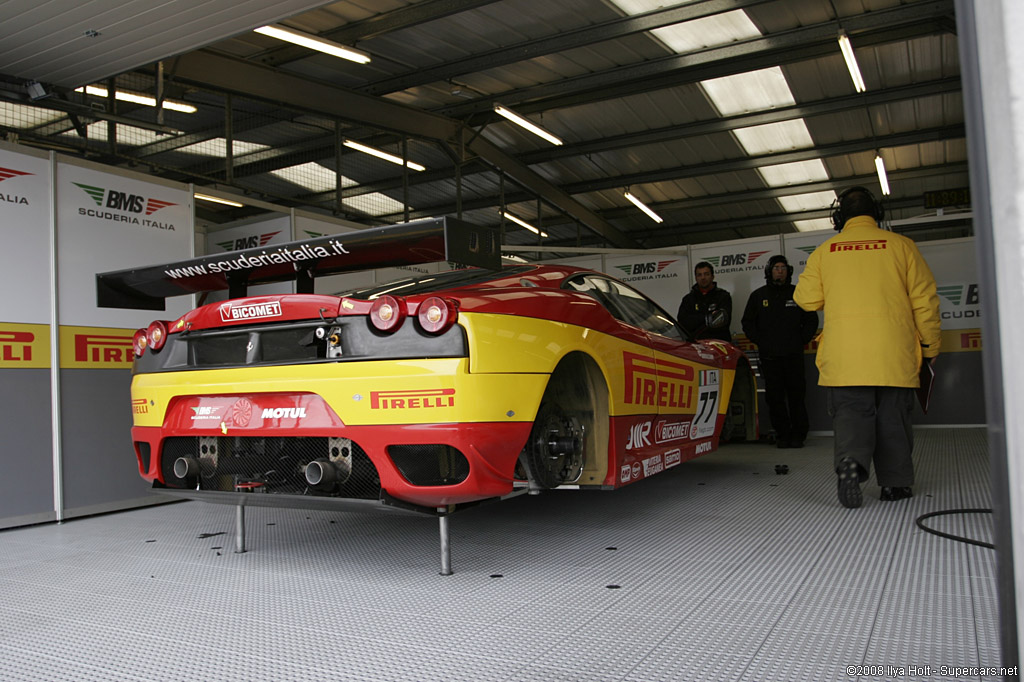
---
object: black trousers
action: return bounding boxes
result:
[827,386,915,487]
[759,353,808,443]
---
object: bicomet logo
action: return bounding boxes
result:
[73,182,178,230]
[0,166,32,206]
[703,250,769,273]
[216,231,282,251]
[614,259,678,282]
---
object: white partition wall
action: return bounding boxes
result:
[55,157,195,519]
[0,142,196,528]
[0,143,57,527]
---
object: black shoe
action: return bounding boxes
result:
[837,458,863,508]
[880,486,913,501]
[789,440,804,449]
[776,439,790,449]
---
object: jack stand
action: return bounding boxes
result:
[438,508,452,575]
[235,504,246,554]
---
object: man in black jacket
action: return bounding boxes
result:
[741,255,819,448]
[677,261,732,342]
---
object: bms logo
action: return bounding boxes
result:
[74,182,177,215]
[0,166,32,183]
[938,284,981,320]
[0,166,33,206]
[216,232,282,251]
[614,260,676,276]
[704,250,769,269]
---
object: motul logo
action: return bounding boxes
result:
[830,240,887,252]
[261,407,306,419]
[220,302,282,322]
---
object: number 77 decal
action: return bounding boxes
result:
[690,370,721,440]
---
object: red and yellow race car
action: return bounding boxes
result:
[99,218,756,518]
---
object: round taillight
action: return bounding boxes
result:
[417,297,457,334]
[369,295,407,332]
[132,329,148,357]
[146,320,169,351]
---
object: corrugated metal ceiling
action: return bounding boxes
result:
[0,0,967,249]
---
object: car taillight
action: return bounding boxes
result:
[369,295,407,332]
[417,297,457,334]
[146,320,169,351]
[132,329,148,357]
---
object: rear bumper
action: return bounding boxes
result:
[133,420,534,507]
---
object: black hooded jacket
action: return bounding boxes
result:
[741,259,819,356]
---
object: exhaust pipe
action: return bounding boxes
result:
[173,456,213,479]
[305,458,347,489]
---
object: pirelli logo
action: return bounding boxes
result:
[59,326,134,368]
[220,301,282,322]
[623,351,695,409]
[0,323,50,368]
[830,240,887,252]
[370,388,455,410]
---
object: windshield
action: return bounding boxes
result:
[336,265,534,299]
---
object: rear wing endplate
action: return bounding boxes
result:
[97,216,500,310]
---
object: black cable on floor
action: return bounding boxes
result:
[915,509,994,549]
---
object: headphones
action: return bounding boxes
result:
[830,186,884,230]
[765,255,794,283]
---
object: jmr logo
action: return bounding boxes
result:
[626,422,652,450]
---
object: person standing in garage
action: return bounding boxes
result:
[794,186,941,508]
[741,255,819,449]
[677,261,733,342]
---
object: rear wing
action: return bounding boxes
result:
[97,216,500,310]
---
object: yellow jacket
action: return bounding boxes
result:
[794,215,941,387]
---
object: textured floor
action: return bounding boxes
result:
[0,429,1010,681]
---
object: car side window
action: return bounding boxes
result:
[564,274,682,340]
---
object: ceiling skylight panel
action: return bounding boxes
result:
[793,218,834,232]
[650,11,761,54]
[270,163,352,193]
[701,67,795,116]
[0,102,65,127]
[177,138,270,156]
[778,190,837,213]
[344,193,406,216]
[733,119,815,156]
[758,160,829,187]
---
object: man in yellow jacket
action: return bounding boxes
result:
[794,187,941,508]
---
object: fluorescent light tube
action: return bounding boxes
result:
[195,193,244,207]
[493,105,563,146]
[255,25,371,64]
[838,30,866,93]
[624,191,663,223]
[502,211,549,237]
[344,140,426,171]
[874,155,891,196]
[76,85,196,113]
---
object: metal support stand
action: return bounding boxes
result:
[235,504,246,554]
[439,510,452,576]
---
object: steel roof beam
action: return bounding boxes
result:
[361,0,776,96]
[166,50,639,248]
[435,1,954,119]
